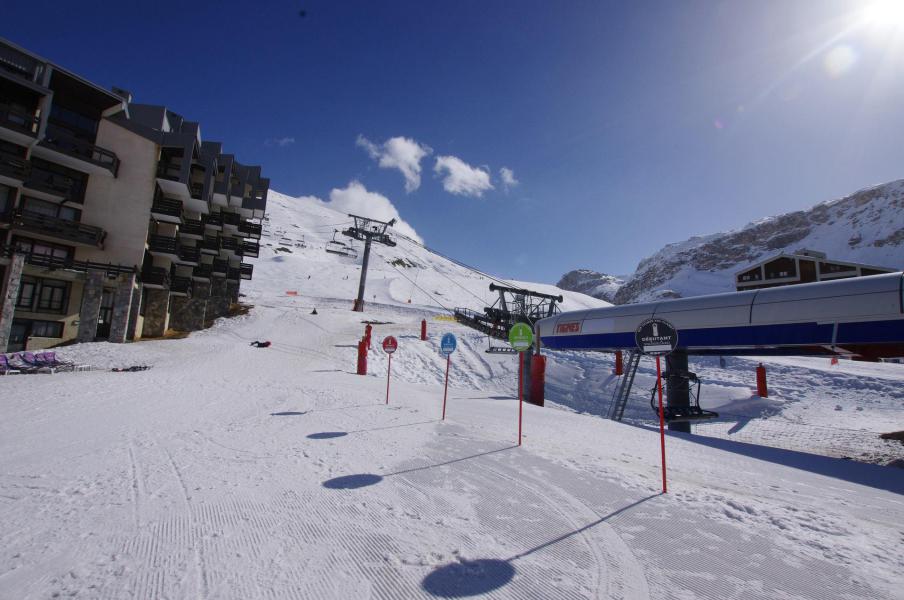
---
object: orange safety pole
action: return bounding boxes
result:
[656,356,668,494]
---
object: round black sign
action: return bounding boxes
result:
[634,318,678,356]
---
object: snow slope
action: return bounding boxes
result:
[1,191,903,599]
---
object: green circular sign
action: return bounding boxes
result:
[508,322,534,352]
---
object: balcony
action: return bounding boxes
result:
[192,263,213,280]
[200,235,219,254]
[0,44,45,84]
[38,126,119,176]
[0,105,39,140]
[0,150,27,182]
[212,258,228,275]
[150,196,183,224]
[226,267,241,281]
[24,164,83,201]
[156,159,182,181]
[189,182,204,199]
[177,244,200,265]
[148,234,179,258]
[169,275,193,297]
[204,212,222,229]
[222,212,241,226]
[141,265,170,290]
[240,263,254,280]
[220,236,238,252]
[238,220,262,239]
[240,240,260,258]
[180,218,203,239]
[10,209,105,248]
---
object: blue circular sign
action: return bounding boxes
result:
[440,333,457,356]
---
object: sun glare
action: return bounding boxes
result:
[862,0,904,30]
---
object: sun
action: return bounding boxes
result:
[861,0,904,30]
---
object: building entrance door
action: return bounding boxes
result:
[8,321,28,352]
[95,289,114,340]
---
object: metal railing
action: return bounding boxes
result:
[41,125,119,175]
[211,258,228,274]
[148,234,178,255]
[200,236,219,252]
[0,244,135,276]
[189,182,204,199]
[10,209,105,247]
[226,267,241,281]
[240,240,259,258]
[150,196,183,220]
[170,275,192,296]
[140,266,170,288]
[193,264,213,279]
[0,150,27,180]
[178,245,200,264]
[0,105,39,136]
[25,165,84,201]
[240,263,253,280]
[205,212,223,227]
[180,219,203,237]
[238,220,262,238]
[219,236,238,251]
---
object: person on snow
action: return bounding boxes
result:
[249,341,271,348]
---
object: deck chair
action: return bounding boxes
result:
[19,352,62,374]
[41,351,89,372]
[0,354,22,375]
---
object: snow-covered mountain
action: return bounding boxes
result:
[247,191,611,314]
[555,269,624,303]
[561,180,904,304]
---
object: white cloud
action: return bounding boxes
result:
[499,167,519,191]
[319,180,422,243]
[265,136,295,147]
[433,155,494,198]
[356,135,432,193]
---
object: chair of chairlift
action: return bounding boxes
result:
[649,369,718,423]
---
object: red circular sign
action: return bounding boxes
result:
[382,336,398,353]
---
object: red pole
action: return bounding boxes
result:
[385,354,391,404]
[656,356,668,494]
[421,319,427,341]
[518,352,524,446]
[615,350,624,376]
[442,355,450,419]
[756,363,768,397]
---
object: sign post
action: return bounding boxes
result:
[382,336,398,404]
[634,318,678,494]
[439,333,457,419]
[509,323,534,446]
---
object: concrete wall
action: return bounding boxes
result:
[78,119,158,267]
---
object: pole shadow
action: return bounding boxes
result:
[421,559,515,598]
[322,474,383,489]
[421,494,659,597]
[386,445,517,477]
[270,411,307,416]
[308,432,348,439]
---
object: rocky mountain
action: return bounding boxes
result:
[559,179,904,305]
[555,269,625,303]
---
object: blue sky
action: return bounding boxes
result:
[4,0,904,282]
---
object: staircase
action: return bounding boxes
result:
[608,350,641,421]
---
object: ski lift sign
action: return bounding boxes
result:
[635,318,678,356]
[382,336,398,354]
[440,333,457,356]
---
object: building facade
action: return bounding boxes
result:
[735,249,896,291]
[0,38,267,352]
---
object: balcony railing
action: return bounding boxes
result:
[0,105,39,136]
[181,219,203,237]
[140,266,170,289]
[205,212,222,227]
[193,264,213,280]
[11,209,105,247]
[238,220,262,238]
[240,263,254,280]
[240,240,260,258]
[189,182,204,199]
[200,236,219,253]
[25,165,84,201]
[226,267,241,281]
[41,126,119,175]
[148,234,178,255]
[0,150,27,181]
[212,258,228,274]
[222,212,241,226]
[178,245,200,264]
[0,45,44,83]
[170,275,193,296]
[219,236,238,251]
[156,159,182,181]
[150,196,183,221]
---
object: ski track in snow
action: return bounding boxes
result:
[0,191,902,599]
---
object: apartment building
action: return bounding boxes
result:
[0,38,267,352]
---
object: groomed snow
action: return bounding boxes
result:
[1,192,902,599]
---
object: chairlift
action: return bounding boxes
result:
[295,235,307,248]
[649,369,718,423]
[325,230,357,258]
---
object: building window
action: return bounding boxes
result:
[16,277,36,309]
[12,236,74,261]
[20,196,81,222]
[0,183,15,215]
[37,280,68,312]
[15,277,69,314]
[30,320,64,338]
